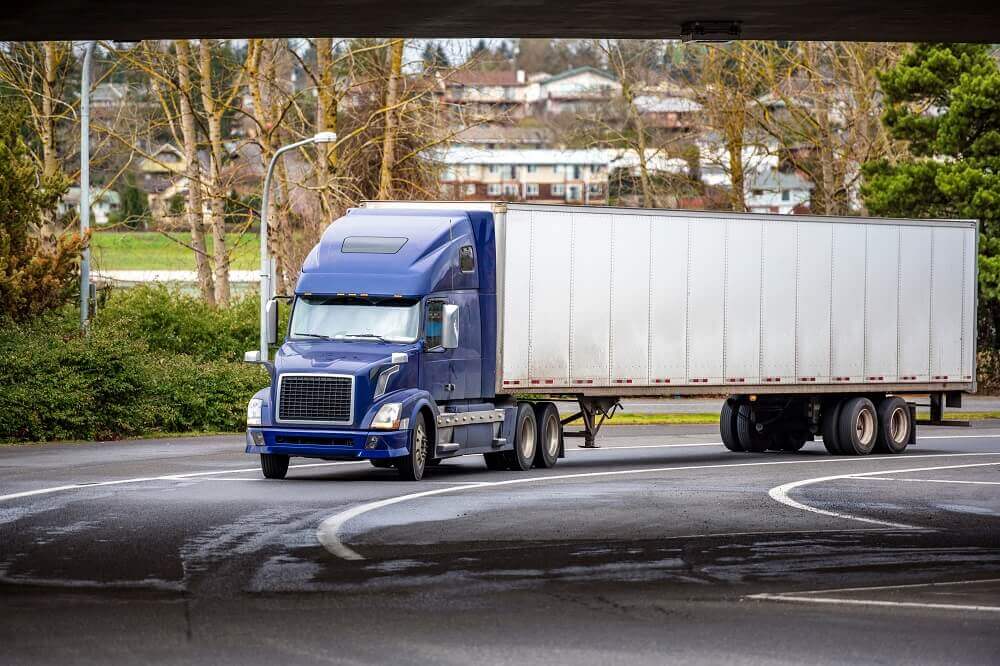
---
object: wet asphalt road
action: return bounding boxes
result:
[2,424,1000,665]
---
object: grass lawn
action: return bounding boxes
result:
[91,231,259,271]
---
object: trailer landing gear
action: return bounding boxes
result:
[562,397,621,448]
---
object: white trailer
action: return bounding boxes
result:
[366,201,978,456]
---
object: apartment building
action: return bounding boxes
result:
[438,147,610,204]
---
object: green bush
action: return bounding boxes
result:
[97,285,263,362]
[0,309,268,442]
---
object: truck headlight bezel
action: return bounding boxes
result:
[247,398,264,427]
[371,402,403,430]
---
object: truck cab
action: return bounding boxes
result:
[244,207,562,480]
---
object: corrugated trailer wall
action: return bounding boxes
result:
[498,206,976,394]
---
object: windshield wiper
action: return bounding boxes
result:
[295,333,334,340]
[340,332,393,343]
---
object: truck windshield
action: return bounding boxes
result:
[290,296,420,343]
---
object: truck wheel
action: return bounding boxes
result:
[837,397,877,456]
[397,412,430,481]
[736,404,769,452]
[822,400,844,455]
[370,459,394,469]
[260,453,289,479]
[483,452,508,470]
[532,402,561,468]
[504,403,537,471]
[875,396,911,454]
[720,400,744,452]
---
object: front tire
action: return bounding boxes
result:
[260,453,289,479]
[875,396,911,454]
[532,402,561,468]
[504,403,537,471]
[397,412,430,481]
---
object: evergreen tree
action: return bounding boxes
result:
[0,98,84,322]
[861,43,1000,346]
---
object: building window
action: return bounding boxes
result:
[503,184,519,196]
[488,165,497,174]
[526,164,537,173]
[551,184,565,196]
[487,184,502,196]
[588,183,601,195]
[525,183,539,196]
[465,183,477,196]
[555,165,564,174]
[752,189,764,196]
[781,189,790,201]
[573,166,582,179]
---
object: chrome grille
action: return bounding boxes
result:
[277,375,353,423]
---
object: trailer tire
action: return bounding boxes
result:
[720,400,744,452]
[532,402,561,468]
[396,412,430,481]
[260,453,289,479]
[504,403,538,471]
[736,404,769,452]
[837,397,878,456]
[875,396,911,454]
[822,400,844,455]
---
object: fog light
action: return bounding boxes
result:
[366,435,380,449]
[251,430,264,445]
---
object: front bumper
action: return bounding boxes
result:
[245,426,411,460]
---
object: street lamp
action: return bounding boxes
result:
[253,132,338,363]
[79,40,96,331]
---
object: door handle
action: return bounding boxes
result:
[444,383,455,392]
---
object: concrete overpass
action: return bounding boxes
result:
[2,1,998,42]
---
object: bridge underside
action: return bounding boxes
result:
[2,0,997,42]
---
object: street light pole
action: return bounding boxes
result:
[79,40,96,331]
[257,132,337,362]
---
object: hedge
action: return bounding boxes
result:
[0,290,269,442]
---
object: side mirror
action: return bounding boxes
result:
[442,304,459,350]
[391,352,408,364]
[244,350,262,363]
[265,298,279,346]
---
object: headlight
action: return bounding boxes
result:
[247,398,263,427]
[371,402,403,430]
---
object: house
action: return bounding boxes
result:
[437,66,621,118]
[437,147,611,204]
[59,187,121,225]
[528,66,620,115]
[745,168,815,215]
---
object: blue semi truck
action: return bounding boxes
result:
[244,202,976,480]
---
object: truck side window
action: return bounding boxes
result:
[459,245,475,273]
[425,300,444,348]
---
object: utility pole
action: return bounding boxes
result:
[79,40,96,330]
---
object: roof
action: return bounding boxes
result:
[445,70,522,87]
[634,95,702,114]
[747,168,815,192]
[539,66,617,85]
[436,147,611,166]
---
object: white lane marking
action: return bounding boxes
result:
[749,594,1000,613]
[0,460,366,503]
[859,477,1000,486]
[750,578,1000,613]
[316,452,1000,561]
[767,461,1000,529]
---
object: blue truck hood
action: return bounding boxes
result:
[275,339,419,375]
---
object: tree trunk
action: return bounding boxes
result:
[198,40,231,306]
[175,40,216,304]
[38,42,61,246]
[378,38,404,200]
